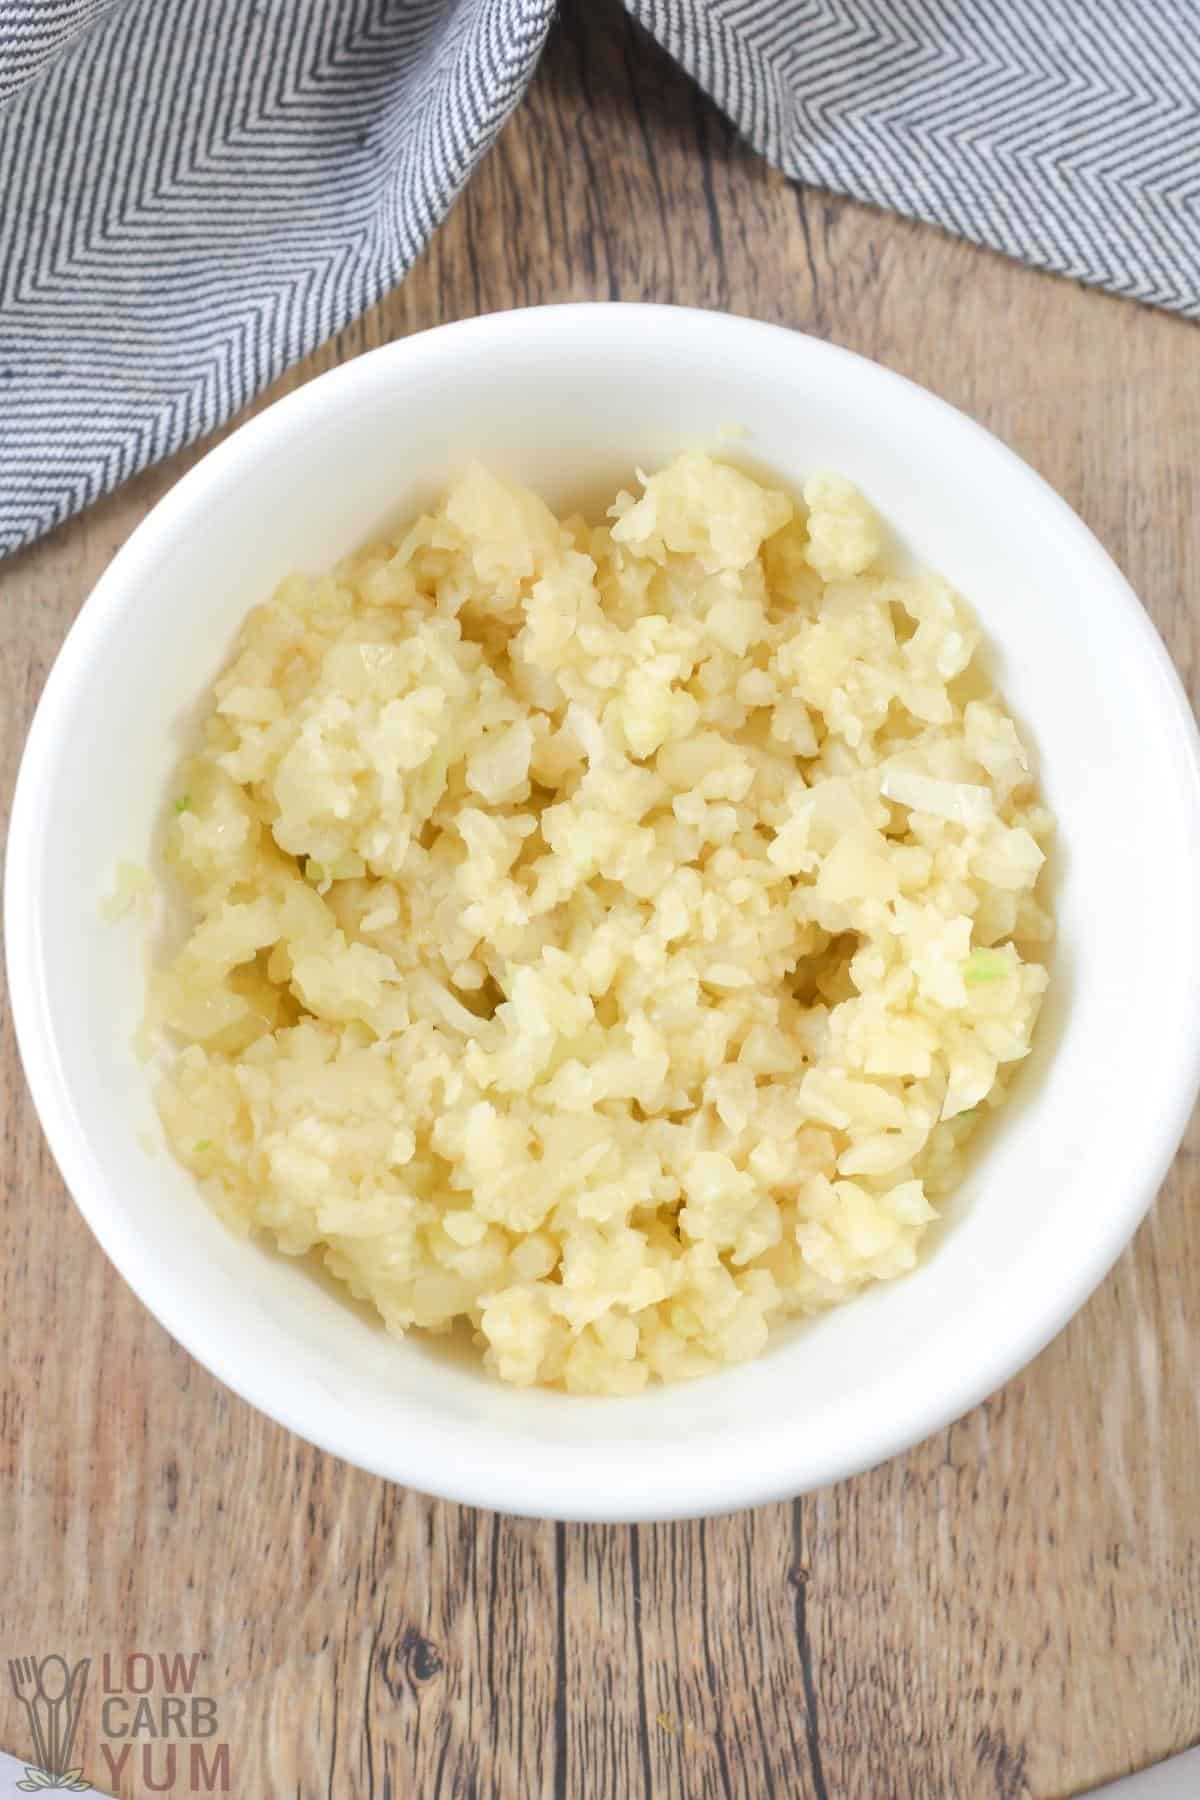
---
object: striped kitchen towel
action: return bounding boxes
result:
[1,0,1197,558]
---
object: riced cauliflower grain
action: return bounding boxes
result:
[151,453,1053,1393]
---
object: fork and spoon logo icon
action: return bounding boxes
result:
[7,1655,92,1791]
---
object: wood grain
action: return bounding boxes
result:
[2,4,1198,1795]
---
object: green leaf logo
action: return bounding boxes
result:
[16,1767,91,1792]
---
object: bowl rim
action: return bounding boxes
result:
[8,301,1200,1521]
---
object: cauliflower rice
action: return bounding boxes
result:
[152,453,1052,1393]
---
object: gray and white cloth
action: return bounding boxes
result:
[1,0,1197,559]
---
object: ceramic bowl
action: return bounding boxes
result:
[8,305,1200,1520]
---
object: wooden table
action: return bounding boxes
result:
[2,6,1198,1795]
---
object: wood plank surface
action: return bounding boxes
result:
[2,4,1198,1795]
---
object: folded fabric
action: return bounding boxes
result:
[1,0,1196,559]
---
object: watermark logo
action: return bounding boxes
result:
[97,1653,229,1793]
[6,1654,92,1791]
[7,1653,231,1793]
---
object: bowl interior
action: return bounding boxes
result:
[10,306,1200,1519]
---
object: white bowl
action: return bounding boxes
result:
[8,305,1200,1521]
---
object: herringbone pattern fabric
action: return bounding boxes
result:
[1,0,1197,558]
[631,0,1200,315]
[0,0,557,554]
